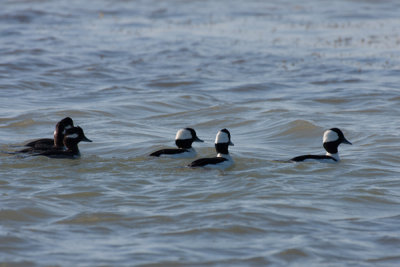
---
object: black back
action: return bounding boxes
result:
[150,148,188,157]
[25,138,54,148]
[291,155,337,162]
[36,149,79,159]
[20,138,56,153]
[188,157,227,167]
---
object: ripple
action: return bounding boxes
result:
[164,224,266,237]
[0,208,54,223]
[146,80,201,88]
[277,120,320,137]
[1,0,400,265]
[311,78,363,85]
[54,191,103,199]
[273,248,309,261]
[56,212,127,224]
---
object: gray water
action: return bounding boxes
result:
[1,0,400,266]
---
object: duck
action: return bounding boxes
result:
[21,117,74,153]
[34,126,92,159]
[188,128,234,170]
[290,128,352,163]
[150,128,203,158]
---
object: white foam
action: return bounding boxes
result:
[323,130,339,143]
[175,129,192,140]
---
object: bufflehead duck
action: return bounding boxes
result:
[290,128,352,163]
[35,126,92,159]
[188,128,234,170]
[150,128,203,158]
[22,117,74,152]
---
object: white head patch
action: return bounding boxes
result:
[215,130,229,144]
[323,130,339,143]
[66,133,79,139]
[175,129,192,140]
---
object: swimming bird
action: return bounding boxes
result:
[150,128,203,158]
[290,128,352,163]
[22,117,74,152]
[35,126,92,159]
[188,128,234,169]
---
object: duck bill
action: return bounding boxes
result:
[194,136,204,143]
[343,138,352,145]
[82,135,92,142]
[229,141,234,146]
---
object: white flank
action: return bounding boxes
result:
[323,130,339,143]
[204,154,234,170]
[326,152,340,162]
[175,129,192,140]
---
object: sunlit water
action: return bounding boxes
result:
[1,0,400,266]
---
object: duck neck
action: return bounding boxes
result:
[54,129,65,148]
[215,143,229,155]
[323,141,340,154]
[64,139,80,153]
[175,139,193,149]
[324,141,341,161]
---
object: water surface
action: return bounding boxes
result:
[1,0,400,266]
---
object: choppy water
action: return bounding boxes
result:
[1,0,400,266]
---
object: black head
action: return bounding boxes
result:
[323,128,351,154]
[54,117,75,147]
[175,128,203,149]
[214,128,234,154]
[63,126,92,150]
[59,117,74,128]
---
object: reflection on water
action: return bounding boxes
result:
[1,0,400,266]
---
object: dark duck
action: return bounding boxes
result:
[21,117,74,153]
[35,126,92,159]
